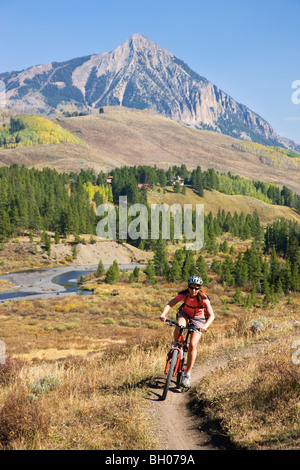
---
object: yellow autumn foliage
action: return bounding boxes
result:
[0,115,86,149]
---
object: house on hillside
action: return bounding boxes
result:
[106,176,113,184]
[169,176,185,187]
[138,183,151,191]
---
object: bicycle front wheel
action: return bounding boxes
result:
[161,349,179,401]
[176,356,185,388]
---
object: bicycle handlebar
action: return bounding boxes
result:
[164,319,201,333]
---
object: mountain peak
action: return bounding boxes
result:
[128,33,155,47]
[1,34,299,151]
[129,33,149,42]
[124,33,165,56]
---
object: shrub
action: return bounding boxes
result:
[29,374,61,396]
[0,390,50,447]
[0,357,25,386]
[102,318,116,325]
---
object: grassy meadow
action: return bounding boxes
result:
[0,244,299,450]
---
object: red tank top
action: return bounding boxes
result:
[175,293,210,318]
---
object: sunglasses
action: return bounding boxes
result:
[188,286,200,291]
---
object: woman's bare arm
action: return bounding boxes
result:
[159,297,179,322]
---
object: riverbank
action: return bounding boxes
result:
[0,236,152,275]
[0,263,144,302]
[0,235,152,301]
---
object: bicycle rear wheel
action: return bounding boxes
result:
[161,349,179,401]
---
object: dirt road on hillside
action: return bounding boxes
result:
[148,357,229,450]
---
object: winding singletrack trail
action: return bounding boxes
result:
[147,357,229,451]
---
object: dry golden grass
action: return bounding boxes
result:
[56,108,300,192]
[192,333,300,450]
[1,107,299,191]
[0,276,176,449]
[148,187,300,225]
[0,258,299,450]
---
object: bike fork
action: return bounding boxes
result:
[176,348,188,388]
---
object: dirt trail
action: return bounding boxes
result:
[148,357,229,450]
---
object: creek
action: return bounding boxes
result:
[0,264,143,301]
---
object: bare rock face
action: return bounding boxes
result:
[0,34,297,149]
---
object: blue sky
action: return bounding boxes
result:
[0,0,299,143]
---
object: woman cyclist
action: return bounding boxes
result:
[159,275,215,387]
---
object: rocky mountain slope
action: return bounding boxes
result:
[1,34,299,151]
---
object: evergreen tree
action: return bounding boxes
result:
[211,259,222,276]
[0,210,12,240]
[241,222,252,240]
[129,266,140,283]
[203,168,219,190]
[10,205,20,237]
[260,260,270,295]
[181,249,197,281]
[54,230,60,244]
[105,260,120,284]
[173,181,181,193]
[220,255,235,286]
[42,231,51,256]
[173,248,185,266]
[234,254,249,287]
[170,258,182,282]
[286,236,299,269]
[262,288,272,308]
[133,266,140,281]
[244,242,263,291]
[145,260,156,283]
[281,185,294,207]
[191,166,204,196]
[281,259,293,294]
[204,224,218,254]
[244,287,258,308]
[96,259,105,277]
[220,240,229,253]
[269,245,280,288]
[195,254,209,284]
[233,288,242,304]
[153,239,168,276]
[290,263,300,293]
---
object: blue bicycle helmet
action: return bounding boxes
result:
[188,275,203,286]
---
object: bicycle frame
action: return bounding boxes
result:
[164,322,189,376]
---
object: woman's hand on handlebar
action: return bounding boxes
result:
[159,314,167,323]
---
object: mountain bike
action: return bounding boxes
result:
[161,319,200,400]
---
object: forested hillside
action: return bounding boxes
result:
[0,115,84,149]
[0,163,299,240]
[110,163,300,212]
[0,165,97,238]
[0,163,299,297]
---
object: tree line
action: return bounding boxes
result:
[0,165,97,240]
[190,166,299,211]
[0,164,299,289]
[107,163,299,212]
[143,224,299,296]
